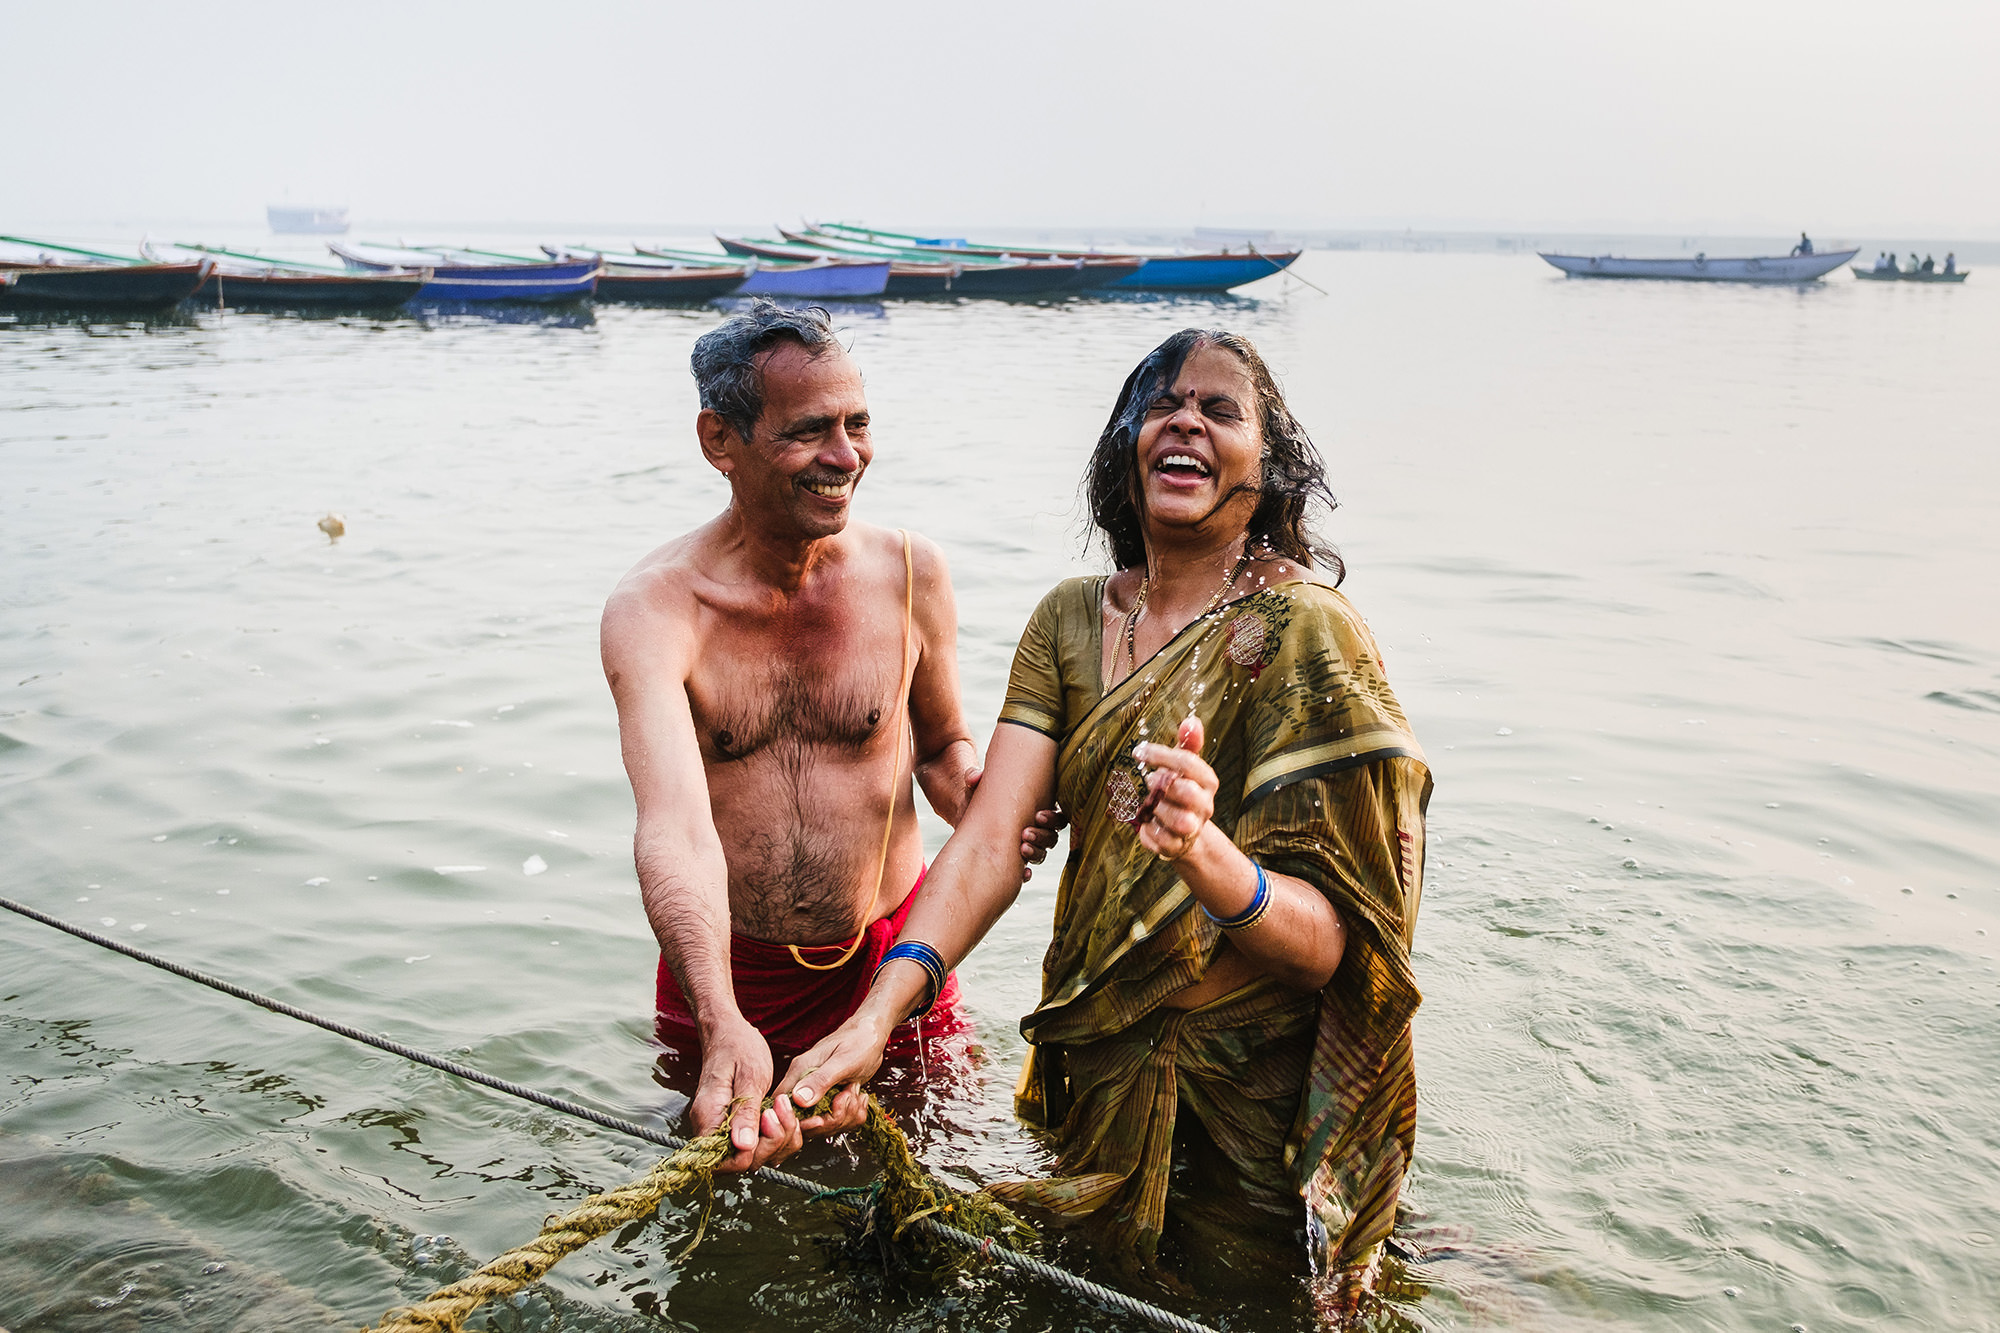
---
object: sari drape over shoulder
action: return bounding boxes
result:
[992,576,1430,1284]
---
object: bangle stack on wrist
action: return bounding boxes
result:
[1201,862,1273,931]
[878,940,946,1018]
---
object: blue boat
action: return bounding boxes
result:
[1100,253,1295,291]
[328,242,598,303]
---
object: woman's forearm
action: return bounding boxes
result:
[1174,822,1346,991]
[858,722,1061,1026]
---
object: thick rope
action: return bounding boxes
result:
[366,1130,732,1333]
[0,894,1221,1333]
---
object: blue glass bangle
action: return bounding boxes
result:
[878,940,947,1018]
[1202,863,1272,931]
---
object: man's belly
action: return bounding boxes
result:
[706,757,922,945]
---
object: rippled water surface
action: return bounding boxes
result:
[4,252,1999,1332]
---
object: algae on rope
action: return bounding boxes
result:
[364,1094,1034,1333]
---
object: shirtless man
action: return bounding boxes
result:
[601,302,1048,1173]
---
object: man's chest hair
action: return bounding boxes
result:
[691,654,900,764]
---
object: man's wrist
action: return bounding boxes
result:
[695,1001,753,1044]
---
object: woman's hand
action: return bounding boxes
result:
[775,1003,898,1122]
[1133,716,1215,860]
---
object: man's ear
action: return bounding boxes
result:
[696,408,738,476]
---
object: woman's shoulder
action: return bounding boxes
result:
[1028,574,1112,625]
[1230,577,1389,673]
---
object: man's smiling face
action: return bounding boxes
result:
[726,341,872,541]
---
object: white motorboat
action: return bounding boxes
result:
[267,205,350,235]
[1539,248,1858,282]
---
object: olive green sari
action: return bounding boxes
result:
[991,576,1430,1288]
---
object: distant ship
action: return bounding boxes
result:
[266,206,350,235]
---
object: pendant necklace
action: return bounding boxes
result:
[1123,539,1256,682]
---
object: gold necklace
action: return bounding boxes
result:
[1122,541,1255,681]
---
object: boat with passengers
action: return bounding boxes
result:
[1538,247,1858,282]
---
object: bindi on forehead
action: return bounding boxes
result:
[1168,347,1255,401]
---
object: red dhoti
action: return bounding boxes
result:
[654,867,963,1062]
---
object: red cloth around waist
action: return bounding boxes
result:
[655,866,960,1060]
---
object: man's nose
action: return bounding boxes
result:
[820,424,863,471]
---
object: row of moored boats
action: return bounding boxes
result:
[0,224,1301,312]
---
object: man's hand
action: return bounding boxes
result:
[1020,801,1067,881]
[691,1017,801,1173]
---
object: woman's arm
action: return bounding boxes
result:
[779,721,1058,1116]
[1135,716,1346,992]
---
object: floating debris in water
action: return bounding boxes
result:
[317,513,345,540]
[304,876,329,887]
[522,855,547,875]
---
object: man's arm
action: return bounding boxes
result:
[903,534,980,826]
[600,580,799,1172]
[903,534,1064,870]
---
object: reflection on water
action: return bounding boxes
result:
[2,252,1998,1331]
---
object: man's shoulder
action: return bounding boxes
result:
[601,529,718,664]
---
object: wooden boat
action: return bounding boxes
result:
[329,242,598,303]
[141,242,423,308]
[716,236,954,296]
[1852,264,1969,283]
[772,229,1122,296]
[267,206,349,235]
[0,262,207,310]
[627,245,890,298]
[1538,248,1859,282]
[807,222,1293,292]
[534,246,750,301]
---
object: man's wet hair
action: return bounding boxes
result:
[1084,328,1343,581]
[690,300,842,443]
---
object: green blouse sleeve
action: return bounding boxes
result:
[998,582,1070,738]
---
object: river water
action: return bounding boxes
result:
[3,249,1997,1332]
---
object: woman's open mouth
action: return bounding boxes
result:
[1153,453,1212,484]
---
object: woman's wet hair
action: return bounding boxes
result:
[1084,328,1343,581]
[690,300,841,443]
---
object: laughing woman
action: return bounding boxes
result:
[779,329,1430,1313]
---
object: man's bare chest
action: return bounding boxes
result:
[685,619,903,766]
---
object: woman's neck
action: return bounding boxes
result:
[1140,530,1252,619]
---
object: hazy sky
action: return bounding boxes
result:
[7,0,1996,235]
